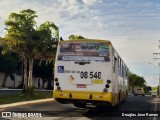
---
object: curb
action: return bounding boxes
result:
[0,98,55,109]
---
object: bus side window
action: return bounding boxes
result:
[124,66,126,79]
[125,67,127,79]
[114,56,117,73]
[126,69,129,78]
[118,58,121,76]
[123,65,126,78]
[122,64,124,77]
[113,55,115,73]
[113,50,118,73]
[121,62,123,77]
[120,60,122,77]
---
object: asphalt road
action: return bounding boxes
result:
[0,95,160,120]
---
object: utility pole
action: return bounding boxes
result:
[152,40,160,96]
[159,63,160,96]
[149,62,160,96]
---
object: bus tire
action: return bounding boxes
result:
[122,90,127,103]
[119,91,121,103]
[113,91,122,110]
[74,103,86,108]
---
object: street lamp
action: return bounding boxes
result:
[149,62,160,96]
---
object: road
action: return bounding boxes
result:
[0,95,160,120]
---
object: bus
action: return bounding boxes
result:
[53,39,129,108]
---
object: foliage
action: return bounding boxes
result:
[33,59,54,89]
[36,21,59,62]
[134,76,146,87]
[0,51,18,73]
[144,86,152,94]
[157,86,159,95]
[17,81,23,89]
[26,86,36,96]
[129,73,137,87]
[0,47,18,87]
[152,86,158,92]
[129,72,146,92]
[33,60,53,77]
[68,34,86,40]
[4,9,38,57]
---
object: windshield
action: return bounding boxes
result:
[57,42,110,62]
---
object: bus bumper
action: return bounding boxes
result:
[53,90,113,106]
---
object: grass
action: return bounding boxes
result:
[0,92,52,105]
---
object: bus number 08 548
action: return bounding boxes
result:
[80,71,101,79]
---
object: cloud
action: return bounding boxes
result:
[145,75,159,87]
[82,0,102,5]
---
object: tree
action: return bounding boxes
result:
[68,34,86,40]
[3,9,38,90]
[134,76,146,87]
[129,73,137,91]
[36,21,59,62]
[0,36,2,40]
[0,49,18,87]
[129,73,146,92]
[3,9,59,91]
[0,37,3,54]
[144,86,152,94]
[157,85,159,95]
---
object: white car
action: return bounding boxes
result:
[151,92,157,97]
[134,88,145,96]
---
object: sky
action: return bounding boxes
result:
[0,0,160,87]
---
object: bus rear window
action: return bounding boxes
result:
[57,42,110,62]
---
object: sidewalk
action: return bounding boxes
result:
[0,88,52,95]
[0,98,55,109]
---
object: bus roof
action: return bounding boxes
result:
[59,39,112,45]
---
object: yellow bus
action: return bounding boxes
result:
[53,39,129,108]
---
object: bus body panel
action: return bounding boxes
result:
[55,61,112,92]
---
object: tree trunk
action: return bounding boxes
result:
[24,59,28,91]
[21,61,24,87]
[132,85,135,94]
[28,58,33,87]
[47,77,53,90]
[42,77,46,89]
[13,80,15,88]
[2,73,9,87]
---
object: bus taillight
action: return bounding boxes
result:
[103,88,108,93]
[56,82,59,86]
[55,78,58,82]
[55,78,61,90]
[105,84,110,88]
[57,86,61,90]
